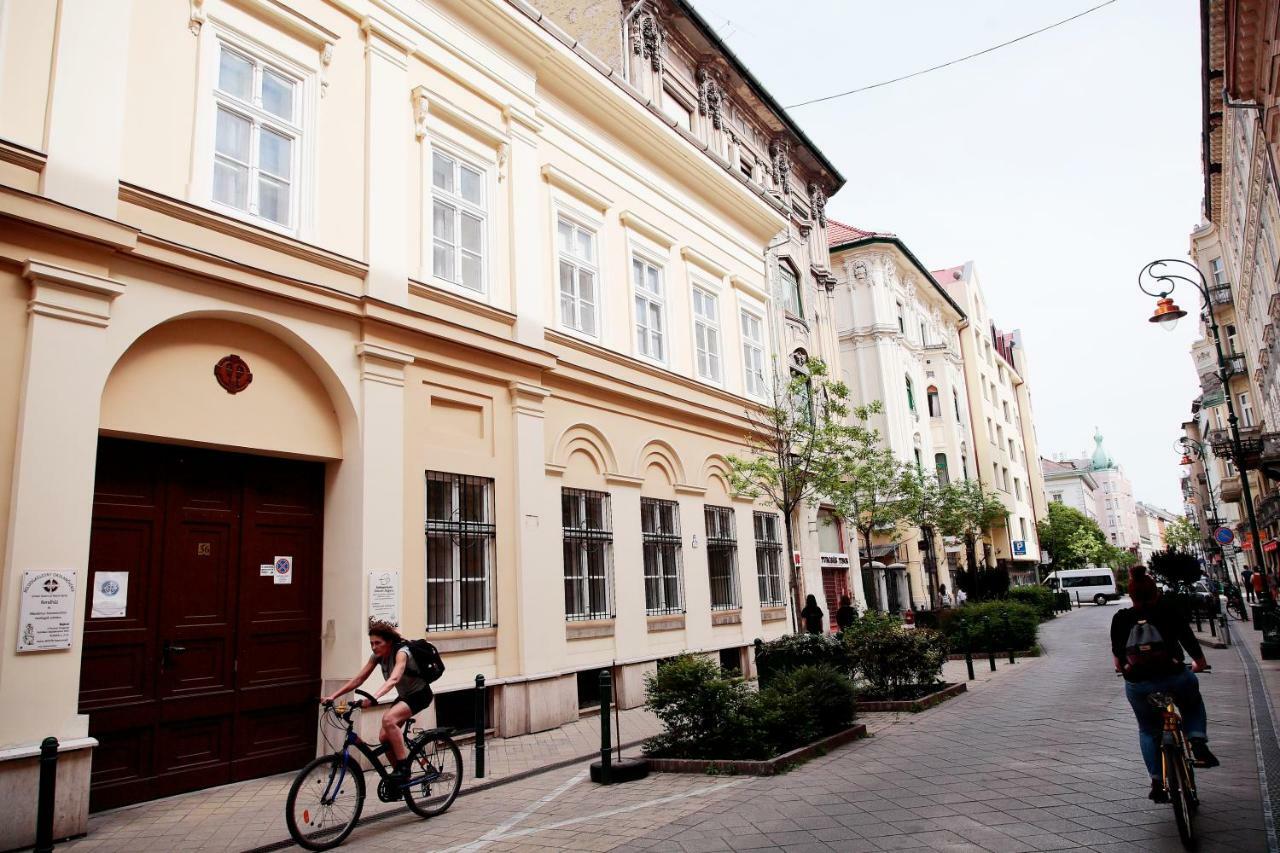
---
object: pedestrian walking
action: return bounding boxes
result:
[1253,569,1268,604]
[801,594,825,634]
[835,595,856,631]
[955,586,968,605]
[1243,568,1255,602]
[938,583,953,608]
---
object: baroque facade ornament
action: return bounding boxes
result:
[769,137,791,195]
[807,183,827,227]
[632,8,665,74]
[696,66,724,130]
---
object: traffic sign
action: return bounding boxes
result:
[1214,526,1235,546]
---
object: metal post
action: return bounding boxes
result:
[983,617,996,672]
[1222,614,1231,646]
[35,736,57,853]
[1195,606,1203,632]
[598,670,612,785]
[474,674,486,779]
[1209,613,1217,638]
[962,620,975,681]
[1075,591,1081,609]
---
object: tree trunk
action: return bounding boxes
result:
[782,506,801,634]
[921,524,938,609]
[965,530,978,577]
[862,528,877,612]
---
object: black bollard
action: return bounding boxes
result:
[474,674,486,779]
[983,617,996,672]
[963,620,975,681]
[35,736,57,853]
[1195,606,1203,632]
[1222,614,1231,646]
[1075,591,1081,609]
[1005,615,1016,664]
[598,669,613,785]
[1209,614,1217,638]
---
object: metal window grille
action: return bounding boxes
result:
[425,471,496,631]
[562,488,614,621]
[641,497,684,615]
[754,512,785,607]
[705,506,740,610]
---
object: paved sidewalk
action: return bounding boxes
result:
[60,704,663,852]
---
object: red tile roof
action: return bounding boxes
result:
[827,218,895,248]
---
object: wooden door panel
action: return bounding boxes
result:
[79,643,151,709]
[165,523,236,628]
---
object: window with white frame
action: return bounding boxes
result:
[692,287,722,382]
[1210,257,1227,287]
[212,41,301,228]
[633,255,666,361]
[431,150,486,292]
[562,488,613,620]
[754,512,784,607]
[780,261,802,317]
[740,308,767,398]
[557,217,599,336]
[642,498,683,614]
[425,471,495,631]
[1239,392,1255,427]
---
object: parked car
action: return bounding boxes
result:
[1043,567,1121,606]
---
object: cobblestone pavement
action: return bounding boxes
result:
[342,604,1267,852]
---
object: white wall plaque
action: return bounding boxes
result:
[91,571,128,619]
[18,570,77,652]
[368,570,401,627]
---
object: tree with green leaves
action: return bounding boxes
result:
[896,465,950,609]
[824,402,912,612]
[1036,502,1107,571]
[938,478,1008,593]
[727,358,856,632]
[1163,516,1201,553]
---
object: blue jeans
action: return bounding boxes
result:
[1124,667,1208,780]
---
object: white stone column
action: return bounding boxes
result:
[353,344,412,668]
[361,17,411,306]
[1,263,125,746]
[503,106,546,347]
[506,381,555,675]
[41,0,133,218]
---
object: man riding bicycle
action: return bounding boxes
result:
[1112,572,1219,803]
[321,621,432,784]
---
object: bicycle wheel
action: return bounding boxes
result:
[286,754,366,851]
[1165,746,1195,849]
[403,733,463,818]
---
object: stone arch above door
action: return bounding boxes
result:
[100,317,344,459]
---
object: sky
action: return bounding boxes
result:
[687,0,1204,512]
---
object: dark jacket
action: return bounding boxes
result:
[801,603,825,634]
[1110,598,1204,683]
[835,605,856,630]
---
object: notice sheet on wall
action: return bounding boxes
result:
[368,570,401,627]
[17,570,77,652]
[91,571,129,619]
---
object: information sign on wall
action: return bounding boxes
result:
[368,570,401,627]
[17,570,77,652]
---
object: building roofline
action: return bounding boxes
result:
[670,0,844,189]
[829,234,967,320]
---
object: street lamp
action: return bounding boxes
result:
[1140,258,1267,576]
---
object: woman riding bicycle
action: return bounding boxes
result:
[1111,572,1218,803]
[321,621,432,783]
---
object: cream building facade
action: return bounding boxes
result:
[1042,457,1101,522]
[827,223,970,611]
[0,0,844,840]
[935,264,1045,583]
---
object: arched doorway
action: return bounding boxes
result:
[80,318,344,810]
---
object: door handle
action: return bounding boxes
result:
[161,641,187,671]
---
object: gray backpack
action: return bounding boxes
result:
[1125,618,1173,671]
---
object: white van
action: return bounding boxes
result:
[1043,567,1120,605]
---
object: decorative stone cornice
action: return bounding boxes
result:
[807,183,828,227]
[769,137,792,195]
[509,380,550,416]
[23,261,125,328]
[356,342,414,387]
[632,4,666,74]
[696,64,725,131]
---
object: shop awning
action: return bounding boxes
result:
[858,544,899,561]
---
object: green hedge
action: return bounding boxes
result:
[843,611,948,696]
[754,632,852,687]
[1008,585,1057,621]
[940,600,1039,653]
[643,655,856,760]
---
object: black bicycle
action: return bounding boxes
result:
[1224,584,1248,621]
[285,689,463,851]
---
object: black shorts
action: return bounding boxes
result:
[395,689,433,715]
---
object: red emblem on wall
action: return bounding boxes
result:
[214,354,253,394]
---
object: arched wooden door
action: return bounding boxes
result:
[79,438,324,810]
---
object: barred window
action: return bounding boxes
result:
[754,512,784,607]
[563,489,613,621]
[642,498,683,615]
[425,472,495,631]
[705,506,740,610]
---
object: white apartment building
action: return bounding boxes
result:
[936,264,1044,583]
[828,222,970,611]
[1136,502,1178,565]
[1042,457,1101,522]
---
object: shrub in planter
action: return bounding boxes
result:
[757,665,857,752]
[1008,585,1056,621]
[843,612,949,699]
[643,654,766,760]
[755,632,852,687]
[943,600,1038,653]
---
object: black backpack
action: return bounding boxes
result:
[400,639,446,684]
[1125,618,1173,673]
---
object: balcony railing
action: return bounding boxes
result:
[1209,284,1234,307]
[1223,353,1248,378]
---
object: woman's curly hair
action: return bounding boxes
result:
[367,619,402,645]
